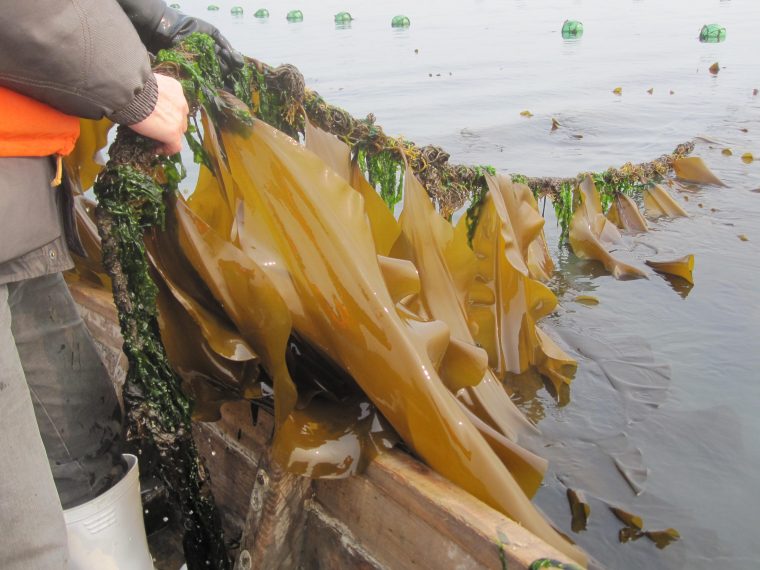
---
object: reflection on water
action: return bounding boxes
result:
[169,0,757,567]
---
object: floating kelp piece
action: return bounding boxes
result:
[699,23,726,43]
[286,9,303,21]
[391,15,411,28]
[618,526,645,544]
[643,184,688,218]
[709,62,720,75]
[741,152,754,164]
[673,156,725,186]
[609,506,643,530]
[207,4,219,11]
[334,11,353,23]
[645,254,695,284]
[561,20,583,38]
[566,488,590,532]
[612,86,622,95]
[574,295,599,306]
[230,6,243,16]
[645,528,681,549]
[254,8,269,18]
[722,148,733,156]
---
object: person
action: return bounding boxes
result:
[0,1,241,568]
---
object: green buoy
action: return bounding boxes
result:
[230,6,243,16]
[286,9,303,22]
[207,5,219,11]
[334,11,353,24]
[169,3,180,8]
[561,20,583,38]
[700,24,726,43]
[391,15,410,28]
[254,8,269,18]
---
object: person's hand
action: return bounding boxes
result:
[128,74,189,155]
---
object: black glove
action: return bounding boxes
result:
[117,0,244,76]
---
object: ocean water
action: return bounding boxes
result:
[175,0,760,567]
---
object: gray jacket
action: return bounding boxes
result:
[0,0,172,283]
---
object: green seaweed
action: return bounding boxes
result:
[90,33,268,570]
[94,151,230,569]
[529,559,584,570]
[357,148,406,209]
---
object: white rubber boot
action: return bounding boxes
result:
[63,453,155,570]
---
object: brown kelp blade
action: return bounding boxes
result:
[153,275,261,421]
[567,489,591,532]
[146,223,258,364]
[467,175,577,393]
[397,166,537,441]
[209,117,585,565]
[305,120,401,255]
[172,197,296,430]
[645,528,681,549]
[609,506,644,530]
[673,156,725,186]
[65,118,112,192]
[272,394,397,479]
[569,176,647,280]
[606,193,648,233]
[643,184,688,218]
[645,254,695,284]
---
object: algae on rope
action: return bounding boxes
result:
[93,131,230,569]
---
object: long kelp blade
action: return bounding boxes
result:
[210,117,585,565]
[172,197,296,429]
[397,166,537,441]
[468,175,577,393]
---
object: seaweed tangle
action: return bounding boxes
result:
[93,34,235,570]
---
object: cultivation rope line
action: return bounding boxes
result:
[241,56,694,219]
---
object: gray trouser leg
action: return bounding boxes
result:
[0,283,69,569]
[8,273,125,509]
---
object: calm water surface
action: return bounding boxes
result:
[179,0,759,567]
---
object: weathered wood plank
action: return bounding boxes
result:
[301,501,384,570]
[313,450,573,570]
[234,450,312,570]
